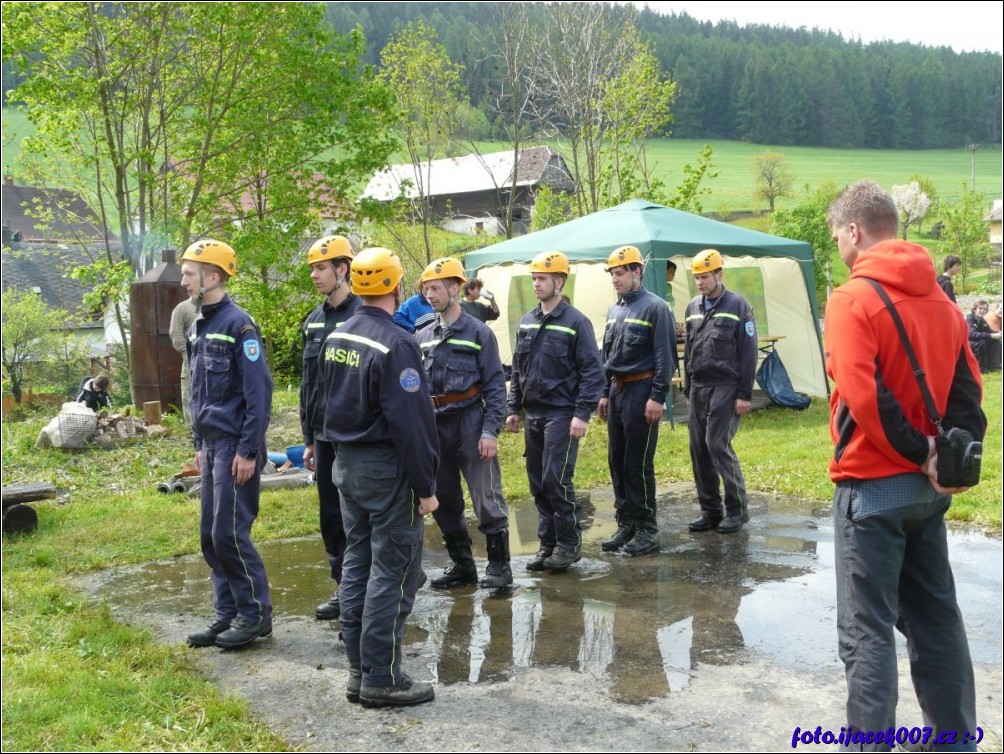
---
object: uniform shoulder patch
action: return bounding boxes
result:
[745,321,756,337]
[240,323,258,334]
[243,339,262,361]
[399,367,422,393]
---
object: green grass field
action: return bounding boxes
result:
[642,138,1003,214]
[6,105,1000,217]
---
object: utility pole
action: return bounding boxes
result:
[967,143,981,192]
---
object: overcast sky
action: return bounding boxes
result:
[637,1,1003,54]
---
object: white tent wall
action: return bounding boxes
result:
[473,256,828,398]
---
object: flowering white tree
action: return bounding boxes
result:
[891,181,932,240]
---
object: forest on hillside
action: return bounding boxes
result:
[322,1,1003,150]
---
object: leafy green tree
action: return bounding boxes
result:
[529,3,641,215]
[940,185,989,294]
[6,2,396,377]
[752,151,794,213]
[665,144,719,215]
[1,289,66,403]
[379,21,465,264]
[771,182,841,302]
[597,40,677,208]
[531,184,578,230]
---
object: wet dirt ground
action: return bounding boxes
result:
[80,483,1003,751]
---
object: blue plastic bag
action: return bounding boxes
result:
[755,350,810,409]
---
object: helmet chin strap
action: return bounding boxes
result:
[195,267,222,313]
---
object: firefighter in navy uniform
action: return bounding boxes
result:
[683,249,758,535]
[414,257,511,590]
[299,235,360,621]
[505,251,605,572]
[180,239,274,651]
[319,247,440,708]
[597,245,677,556]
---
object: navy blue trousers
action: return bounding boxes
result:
[607,378,660,524]
[315,439,345,583]
[199,440,272,624]
[524,412,582,551]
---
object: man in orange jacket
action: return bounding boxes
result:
[825,181,985,748]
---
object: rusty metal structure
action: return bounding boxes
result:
[130,249,186,412]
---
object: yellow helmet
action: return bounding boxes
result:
[529,251,569,276]
[606,245,644,271]
[182,239,237,277]
[420,257,467,285]
[691,249,723,274]
[307,235,354,266]
[350,247,404,296]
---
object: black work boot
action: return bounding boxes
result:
[359,674,435,708]
[622,519,660,557]
[526,546,553,572]
[315,588,340,620]
[718,506,751,534]
[346,666,362,704]
[543,545,581,571]
[186,619,231,648]
[431,529,478,589]
[688,512,723,532]
[601,518,637,552]
[479,530,513,589]
[214,616,273,649]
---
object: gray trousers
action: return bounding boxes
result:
[688,384,748,518]
[334,442,425,687]
[432,408,508,536]
[833,474,976,751]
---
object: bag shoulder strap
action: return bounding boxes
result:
[860,277,945,436]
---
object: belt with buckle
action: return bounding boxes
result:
[430,384,481,408]
[613,370,655,391]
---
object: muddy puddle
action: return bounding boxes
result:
[90,487,1002,707]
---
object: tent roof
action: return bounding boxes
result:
[464,199,812,266]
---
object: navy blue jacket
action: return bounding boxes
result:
[319,306,439,498]
[507,300,604,422]
[414,311,506,437]
[683,288,758,400]
[602,288,677,404]
[187,295,273,457]
[299,293,361,444]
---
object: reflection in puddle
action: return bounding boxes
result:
[91,490,1002,706]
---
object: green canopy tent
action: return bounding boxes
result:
[464,199,828,397]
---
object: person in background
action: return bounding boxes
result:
[985,300,1003,333]
[936,255,962,303]
[393,286,436,333]
[664,260,678,309]
[505,251,604,572]
[825,180,984,748]
[299,235,360,622]
[966,299,1002,373]
[181,238,274,651]
[459,277,500,323]
[76,374,112,412]
[170,296,199,424]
